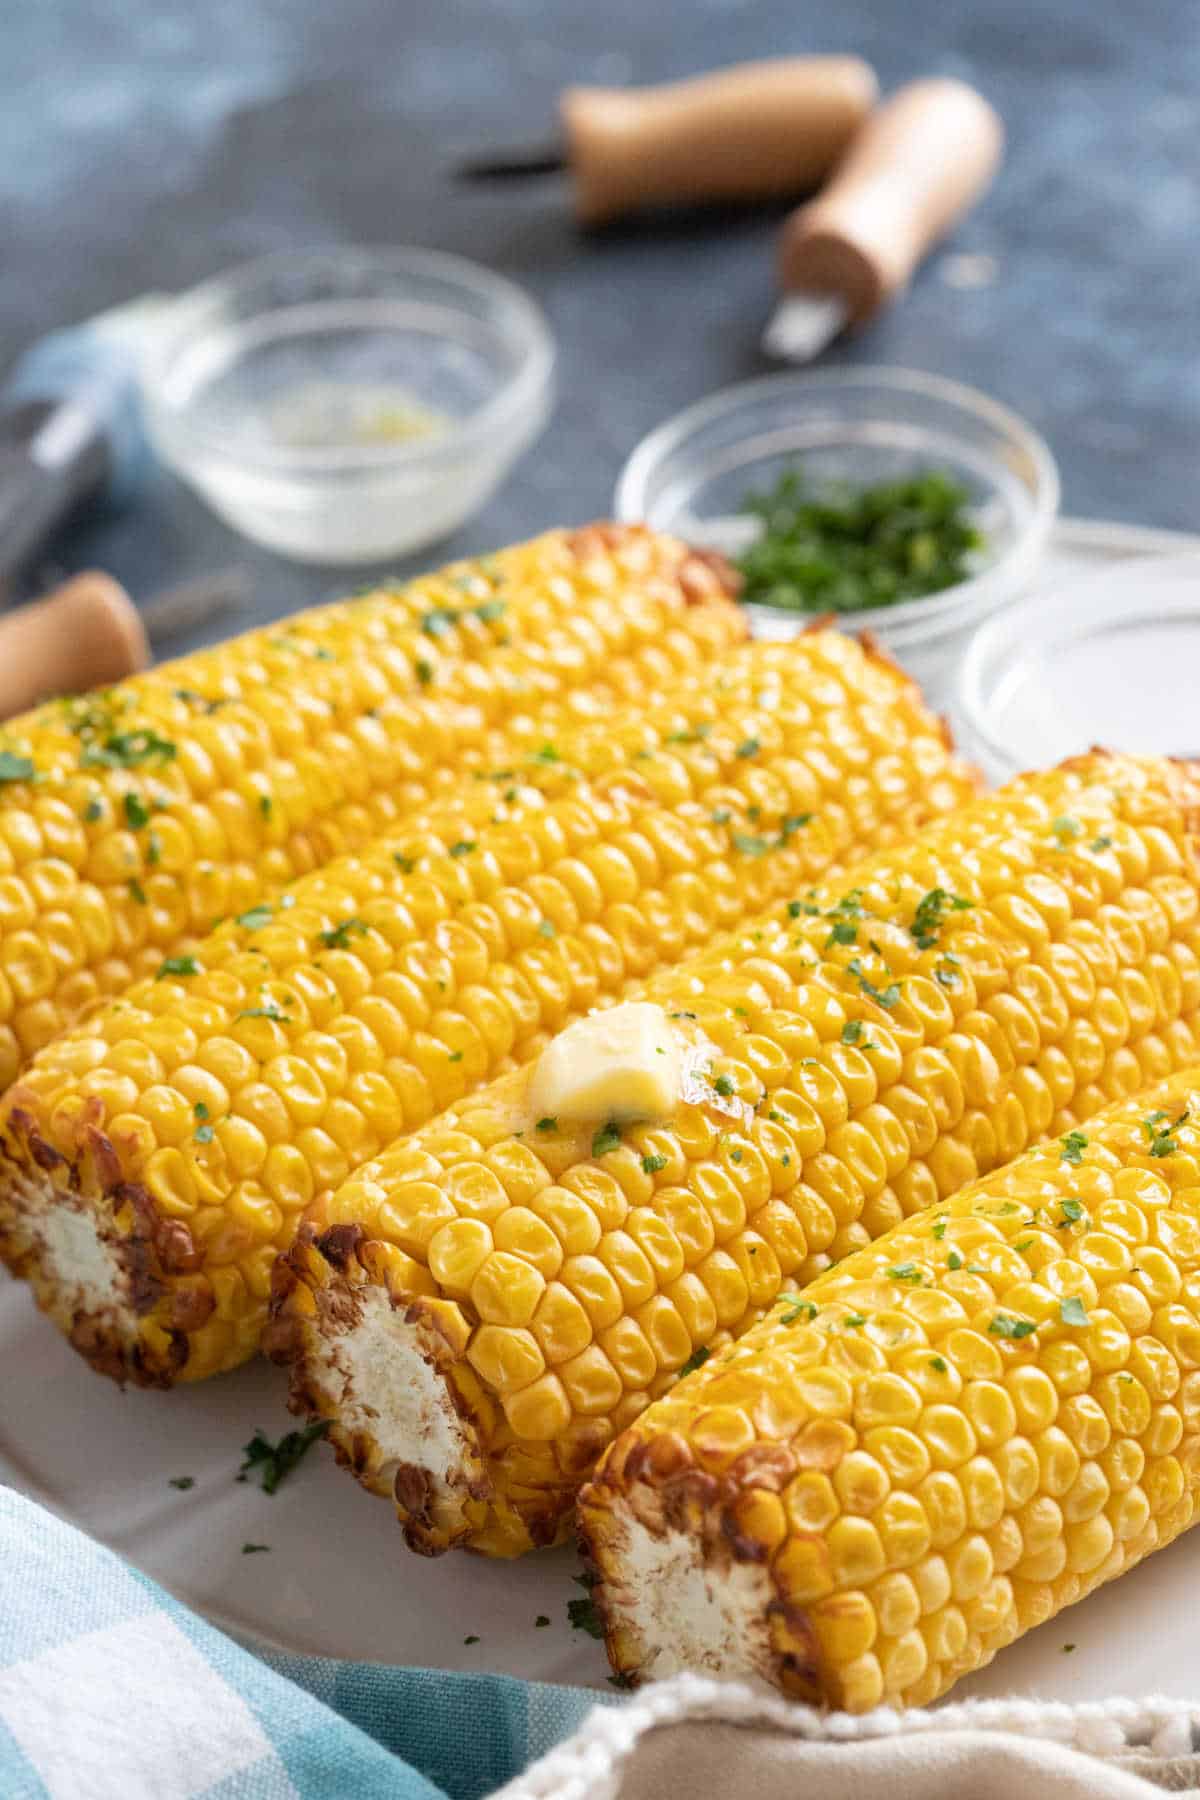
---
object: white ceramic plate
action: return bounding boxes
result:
[4,516,1200,1700]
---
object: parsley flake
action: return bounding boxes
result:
[156,955,200,980]
[989,1313,1036,1340]
[641,1153,668,1175]
[0,751,34,784]
[1060,1130,1088,1166]
[237,1421,330,1494]
[1060,1296,1089,1327]
[679,1346,711,1378]
[592,1122,621,1158]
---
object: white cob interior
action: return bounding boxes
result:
[604,1512,777,1684]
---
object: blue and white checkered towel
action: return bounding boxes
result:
[0,1486,602,1799]
[7,1484,1200,1800]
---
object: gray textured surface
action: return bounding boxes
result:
[2,0,1197,644]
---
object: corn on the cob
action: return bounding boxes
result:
[270,752,1200,1557]
[0,525,741,1083]
[0,631,974,1387]
[580,1067,1200,1708]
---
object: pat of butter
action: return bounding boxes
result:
[528,1002,682,1126]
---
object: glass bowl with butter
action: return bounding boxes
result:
[142,248,556,564]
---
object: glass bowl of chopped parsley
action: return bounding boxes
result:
[615,367,1058,707]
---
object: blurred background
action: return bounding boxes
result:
[2,0,1197,634]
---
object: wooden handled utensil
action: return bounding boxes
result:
[457,56,879,226]
[0,573,148,719]
[763,77,1004,360]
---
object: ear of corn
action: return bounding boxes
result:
[0,630,973,1387]
[579,1066,1200,1709]
[0,525,741,1082]
[270,753,1200,1557]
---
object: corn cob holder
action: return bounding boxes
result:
[0,524,741,1086]
[269,752,1200,1557]
[0,630,973,1386]
[580,1066,1200,1709]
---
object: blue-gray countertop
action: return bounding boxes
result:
[3,0,1197,639]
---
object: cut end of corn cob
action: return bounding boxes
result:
[0,623,976,1387]
[267,1223,506,1554]
[270,751,1200,1554]
[580,1067,1200,1707]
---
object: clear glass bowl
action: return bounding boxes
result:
[142,248,556,564]
[959,552,1200,782]
[615,367,1059,710]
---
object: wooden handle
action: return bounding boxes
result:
[562,57,878,227]
[0,573,149,720]
[777,77,1003,322]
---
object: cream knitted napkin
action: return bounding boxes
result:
[497,1676,1200,1800]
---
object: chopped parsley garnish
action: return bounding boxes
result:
[237,904,274,931]
[319,917,368,949]
[530,743,560,765]
[449,840,476,857]
[1144,1109,1189,1157]
[910,887,972,950]
[713,1075,736,1098]
[679,1346,711,1378]
[260,795,273,819]
[536,1117,558,1134]
[788,898,820,919]
[1060,1130,1088,1166]
[929,1357,948,1373]
[607,1672,636,1691]
[779,1295,817,1325]
[592,1122,621,1158]
[194,1123,214,1144]
[83,797,103,822]
[665,723,712,746]
[128,878,147,905]
[641,1153,668,1175]
[934,958,961,989]
[989,1313,1036,1340]
[1090,835,1112,853]
[242,1543,270,1555]
[887,1263,922,1283]
[421,607,457,637]
[841,1019,877,1048]
[237,1003,291,1024]
[0,751,34,784]
[1060,1296,1089,1327]
[157,955,200,980]
[567,1573,604,1639]
[1059,1198,1084,1225]
[535,1615,550,1629]
[168,1476,195,1491]
[82,728,176,769]
[194,1102,209,1121]
[734,468,983,615]
[932,1218,947,1240]
[947,1250,963,1271]
[843,1313,867,1330]
[147,832,161,866]
[393,853,416,874]
[538,918,556,938]
[237,1421,330,1494]
[123,792,150,830]
[1051,815,1083,845]
[846,959,900,1008]
[448,1050,463,1063]
[734,737,760,759]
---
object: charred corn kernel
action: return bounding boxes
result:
[579,1067,1200,1708]
[0,526,743,1080]
[0,628,974,1387]
[272,752,1200,1554]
